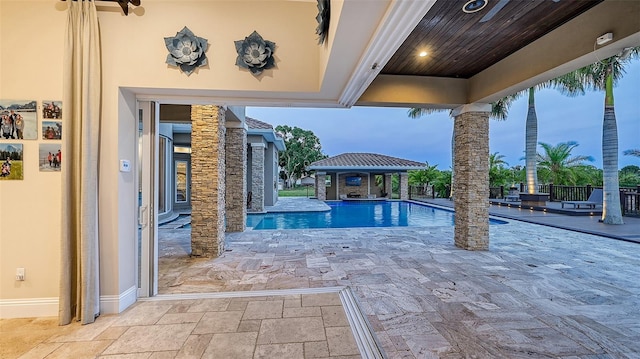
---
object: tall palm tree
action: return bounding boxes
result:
[576,47,639,224]
[537,141,594,185]
[513,74,585,194]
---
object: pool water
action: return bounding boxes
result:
[248,201,506,230]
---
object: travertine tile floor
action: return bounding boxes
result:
[5,216,640,358]
[1,292,361,359]
[157,220,640,358]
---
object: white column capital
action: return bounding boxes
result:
[451,103,492,117]
[250,142,266,149]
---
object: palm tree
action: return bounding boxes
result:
[508,75,585,194]
[489,152,509,169]
[576,47,639,224]
[624,149,640,157]
[537,141,594,185]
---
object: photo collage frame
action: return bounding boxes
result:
[0,99,63,180]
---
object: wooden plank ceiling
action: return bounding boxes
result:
[382,0,603,79]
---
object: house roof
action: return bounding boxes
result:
[246,117,285,151]
[308,153,426,172]
[246,117,274,130]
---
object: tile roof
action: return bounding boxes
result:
[246,116,273,130]
[309,153,426,170]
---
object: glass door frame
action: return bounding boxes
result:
[136,100,159,298]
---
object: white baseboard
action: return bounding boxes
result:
[0,297,59,319]
[100,285,137,314]
[0,286,138,319]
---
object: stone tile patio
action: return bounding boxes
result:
[157,219,640,358]
[2,292,361,359]
[6,201,640,358]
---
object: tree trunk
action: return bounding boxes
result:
[525,87,538,194]
[601,69,623,224]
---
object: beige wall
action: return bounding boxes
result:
[0,1,66,305]
[0,0,327,314]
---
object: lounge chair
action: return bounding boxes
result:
[561,189,602,209]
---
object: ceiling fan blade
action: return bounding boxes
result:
[480,0,510,23]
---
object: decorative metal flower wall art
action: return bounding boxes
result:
[234,31,276,76]
[316,0,330,45]
[164,26,208,76]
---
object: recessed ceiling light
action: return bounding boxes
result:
[419,51,428,57]
[462,0,488,13]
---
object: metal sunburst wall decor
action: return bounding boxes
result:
[164,27,208,76]
[234,31,276,76]
[316,0,330,45]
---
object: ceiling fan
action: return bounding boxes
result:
[476,0,561,23]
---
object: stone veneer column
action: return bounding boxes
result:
[225,126,246,232]
[452,104,490,251]
[315,172,326,200]
[399,172,409,200]
[190,105,226,257]
[250,143,265,212]
[384,173,393,198]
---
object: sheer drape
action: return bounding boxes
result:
[59,0,102,325]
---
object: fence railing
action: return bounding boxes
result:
[489,183,640,217]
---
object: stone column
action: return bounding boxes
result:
[190,105,226,257]
[250,143,265,212]
[399,172,409,200]
[225,125,246,232]
[452,104,490,251]
[384,173,393,198]
[315,172,326,200]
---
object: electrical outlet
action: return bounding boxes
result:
[16,268,25,281]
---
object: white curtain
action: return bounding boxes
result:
[59,0,102,325]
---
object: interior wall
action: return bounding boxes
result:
[0,0,66,304]
[0,0,322,314]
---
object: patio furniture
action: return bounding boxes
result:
[561,188,603,209]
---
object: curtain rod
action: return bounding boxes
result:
[61,0,141,16]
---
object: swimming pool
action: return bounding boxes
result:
[247,201,507,230]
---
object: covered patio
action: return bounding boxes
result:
[309,153,426,201]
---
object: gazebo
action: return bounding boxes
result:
[308,153,426,201]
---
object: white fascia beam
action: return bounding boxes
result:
[338,0,438,108]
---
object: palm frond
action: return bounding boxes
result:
[407,107,448,119]
[491,92,523,121]
[624,149,640,157]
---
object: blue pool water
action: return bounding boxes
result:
[247,201,506,230]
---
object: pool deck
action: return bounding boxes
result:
[150,197,640,358]
[414,198,640,244]
[264,197,331,213]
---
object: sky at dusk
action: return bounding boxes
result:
[246,59,640,170]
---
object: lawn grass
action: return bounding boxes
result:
[0,160,23,180]
[279,186,314,197]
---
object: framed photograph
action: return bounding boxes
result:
[43,100,62,119]
[0,99,37,140]
[42,121,62,140]
[39,143,62,172]
[0,143,24,180]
